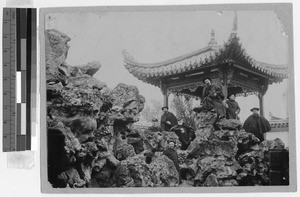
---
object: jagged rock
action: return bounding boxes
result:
[67,75,106,90]
[194,125,214,140]
[68,116,97,137]
[95,137,109,151]
[236,130,260,155]
[143,130,164,151]
[203,174,219,187]
[110,83,145,123]
[115,164,134,187]
[218,178,238,186]
[114,153,180,187]
[194,111,217,128]
[45,29,70,85]
[195,155,241,184]
[187,139,238,159]
[58,167,86,188]
[115,155,154,187]
[149,154,180,186]
[106,154,120,167]
[92,165,114,187]
[216,119,242,130]
[92,158,107,172]
[48,76,110,119]
[115,143,136,161]
[178,150,197,181]
[75,61,101,76]
[127,136,144,154]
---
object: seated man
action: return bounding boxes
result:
[160,106,178,131]
[226,93,241,120]
[201,77,227,119]
[171,117,196,150]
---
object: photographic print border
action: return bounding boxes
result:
[40,3,296,193]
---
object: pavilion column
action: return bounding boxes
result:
[163,92,169,107]
[160,83,169,107]
[258,93,264,116]
[221,68,229,100]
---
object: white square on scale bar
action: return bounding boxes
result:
[16,71,21,103]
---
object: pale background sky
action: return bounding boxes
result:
[45,10,288,122]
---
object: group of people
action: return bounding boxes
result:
[149,106,196,151]
[201,77,271,141]
[146,78,271,184]
[149,77,271,147]
[201,77,240,120]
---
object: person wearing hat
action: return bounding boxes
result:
[201,77,227,119]
[160,106,178,131]
[243,107,271,141]
[226,93,241,119]
[171,117,196,150]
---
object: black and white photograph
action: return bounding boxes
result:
[40,4,295,192]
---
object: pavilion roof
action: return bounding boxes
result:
[123,12,288,87]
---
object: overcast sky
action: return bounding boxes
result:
[45,10,289,122]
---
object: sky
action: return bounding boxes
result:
[45,10,289,122]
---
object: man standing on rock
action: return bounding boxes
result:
[243,107,271,142]
[226,93,241,120]
[160,106,178,131]
[201,77,227,119]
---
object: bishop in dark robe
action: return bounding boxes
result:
[171,118,196,150]
[243,107,271,142]
[201,77,226,119]
[160,106,178,131]
[226,93,241,119]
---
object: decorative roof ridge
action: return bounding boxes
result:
[122,45,217,68]
[224,32,288,74]
[252,60,288,70]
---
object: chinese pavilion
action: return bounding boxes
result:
[122,12,288,116]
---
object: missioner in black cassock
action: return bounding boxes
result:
[160,106,178,131]
[243,107,271,142]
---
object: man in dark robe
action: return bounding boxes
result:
[243,107,271,142]
[171,118,196,150]
[201,77,227,119]
[160,106,178,131]
[226,93,241,119]
[163,141,182,184]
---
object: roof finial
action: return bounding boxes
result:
[208,29,217,46]
[229,11,238,40]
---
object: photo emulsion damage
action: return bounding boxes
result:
[43,6,293,190]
